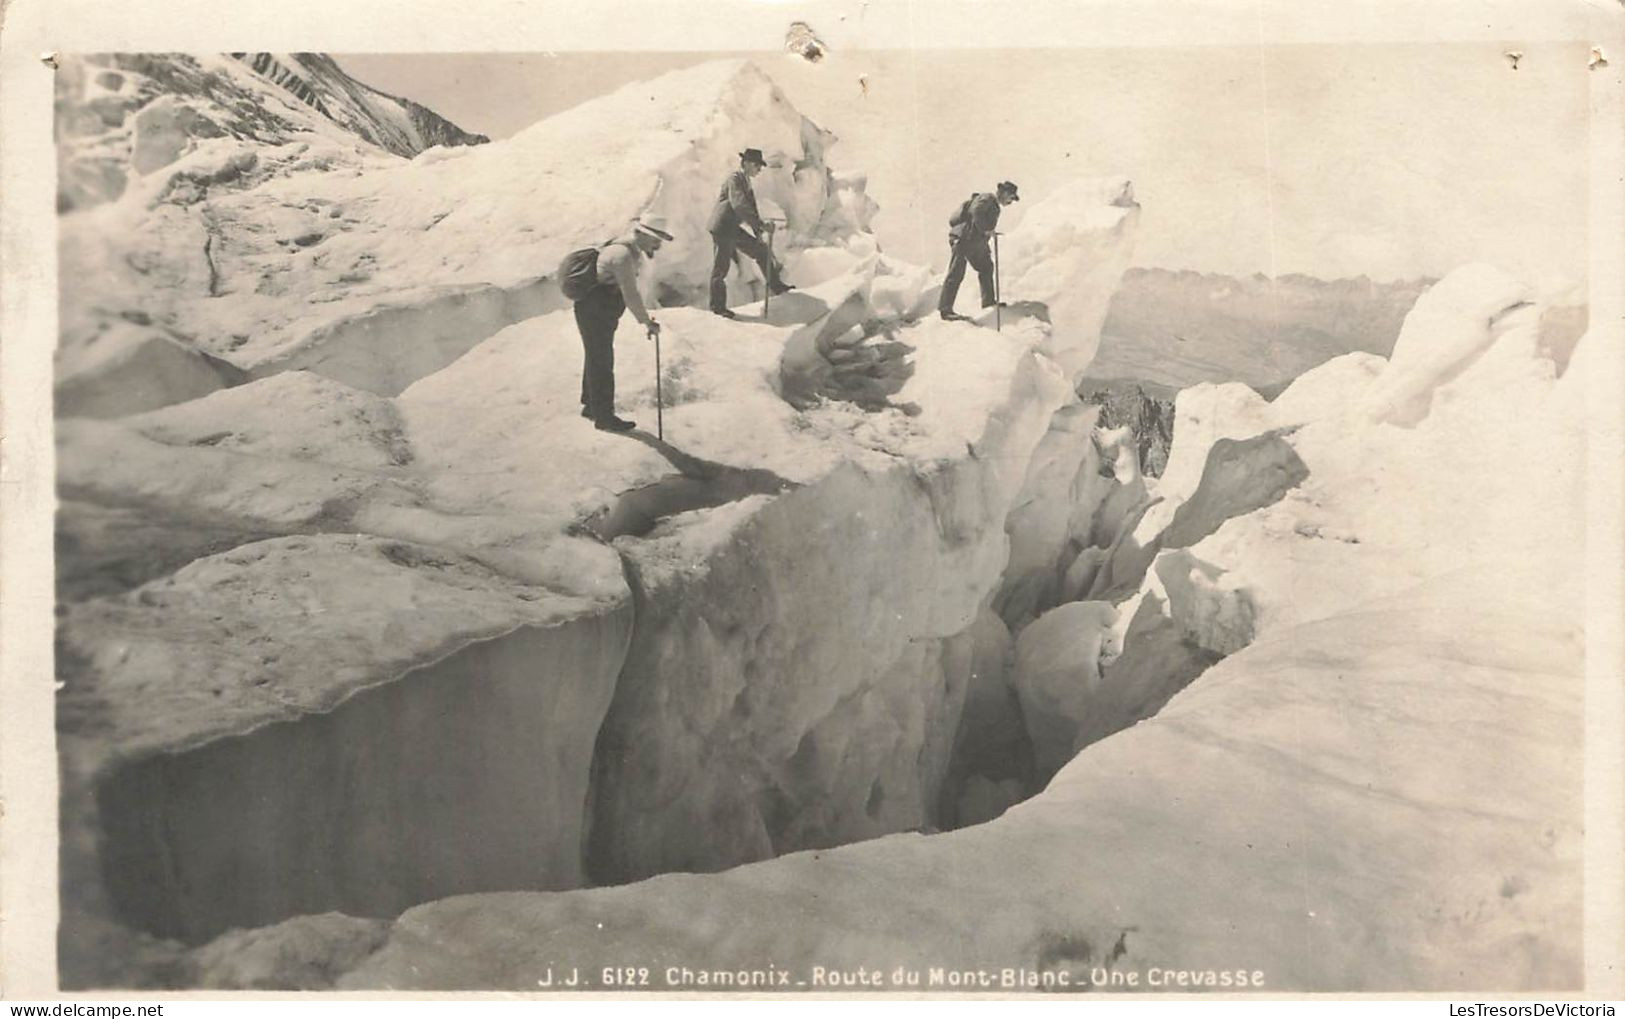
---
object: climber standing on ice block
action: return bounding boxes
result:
[568,215,673,433]
[708,147,794,319]
[939,180,1018,322]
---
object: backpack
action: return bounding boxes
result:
[948,193,980,228]
[558,245,602,301]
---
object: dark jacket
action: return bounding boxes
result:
[707,169,764,236]
[949,192,1001,246]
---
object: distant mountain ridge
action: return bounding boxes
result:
[1094,267,1434,391]
[232,53,490,158]
[55,52,488,211]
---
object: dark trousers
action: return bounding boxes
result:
[709,227,778,311]
[939,236,996,313]
[576,285,626,421]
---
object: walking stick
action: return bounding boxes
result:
[994,231,1002,332]
[763,220,778,318]
[651,323,664,440]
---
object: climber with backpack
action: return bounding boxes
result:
[939,180,1019,322]
[558,215,674,433]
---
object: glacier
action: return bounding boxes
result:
[52,52,1587,994]
[333,261,1588,994]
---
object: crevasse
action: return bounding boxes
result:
[57,56,1223,988]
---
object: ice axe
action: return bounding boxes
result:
[993,230,1002,332]
[763,217,787,317]
[649,320,663,440]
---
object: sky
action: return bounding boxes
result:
[335,44,1591,288]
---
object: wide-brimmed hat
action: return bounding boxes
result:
[996,180,1020,201]
[739,148,768,167]
[634,214,674,241]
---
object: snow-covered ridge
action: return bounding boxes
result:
[55,58,876,417]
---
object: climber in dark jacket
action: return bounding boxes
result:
[939,180,1019,321]
[708,147,793,318]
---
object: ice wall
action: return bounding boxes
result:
[996,178,1142,378]
[90,611,629,941]
[57,529,631,980]
[339,570,1583,994]
[999,263,1586,786]
[590,347,1073,881]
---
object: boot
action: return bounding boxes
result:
[768,264,795,295]
[940,309,970,322]
[712,307,738,320]
[594,415,636,433]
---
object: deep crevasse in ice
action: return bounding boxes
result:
[336,263,1588,995]
[55,55,1145,986]
[53,52,1587,994]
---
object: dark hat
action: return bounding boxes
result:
[997,180,1020,201]
[740,148,768,166]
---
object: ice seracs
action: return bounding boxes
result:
[56,59,878,416]
[993,178,1141,378]
[1360,262,1534,426]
